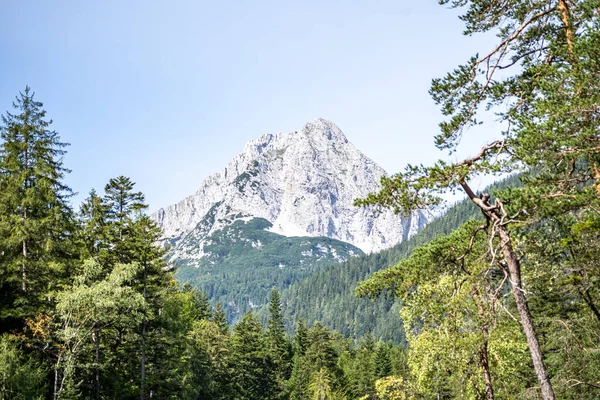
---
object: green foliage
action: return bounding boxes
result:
[0,334,46,400]
[230,312,278,400]
[2,23,600,396]
[268,287,293,396]
[0,87,75,326]
[176,217,363,321]
[352,2,600,399]
[275,176,521,343]
[357,221,535,398]
[0,87,419,400]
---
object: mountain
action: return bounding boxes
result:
[153,118,426,258]
[152,118,427,320]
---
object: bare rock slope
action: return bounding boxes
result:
[152,118,427,265]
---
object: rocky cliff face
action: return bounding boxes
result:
[152,118,427,264]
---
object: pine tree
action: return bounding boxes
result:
[0,87,75,327]
[0,333,46,399]
[355,3,600,399]
[293,319,309,357]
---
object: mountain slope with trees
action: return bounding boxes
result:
[271,175,521,342]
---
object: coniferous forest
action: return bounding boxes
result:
[2,1,600,399]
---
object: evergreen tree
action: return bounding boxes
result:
[355,3,600,398]
[267,287,292,392]
[294,319,309,357]
[79,189,108,259]
[374,343,392,379]
[230,312,277,400]
[0,333,46,400]
[212,302,229,335]
[103,175,146,262]
[0,87,75,329]
[348,334,376,398]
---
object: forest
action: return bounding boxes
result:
[2,0,600,399]
[0,88,406,399]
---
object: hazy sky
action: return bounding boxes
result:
[0,1,500,212]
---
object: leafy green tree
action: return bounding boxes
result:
[0,87,75,327]
[51,259,145,399]
[358,222,534,399]
[371,376,410,400]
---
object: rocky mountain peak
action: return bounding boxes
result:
[301,118,349,144]
[152,119,427,263]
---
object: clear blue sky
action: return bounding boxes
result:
[0,1,498,212]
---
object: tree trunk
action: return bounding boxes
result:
[140,321,146,400]
[580,289,600,323]
[497,226,555,400]
[480,338,494,400]
[53,353,62,400]
[22,239,27,292]
[95,323,100,400]
[473,290,494,400]
[22,142,29,293]
[460,181,555,400]
[140,259,147,400]
[558,0,575,57]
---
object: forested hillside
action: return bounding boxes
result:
[271,175,522,342]
[175,217,364,321]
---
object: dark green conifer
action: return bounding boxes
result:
[79,189,109,259]
[212,302,229,335]
[0,87,75,327]
[230,312,277,400]
[374,342,392,379]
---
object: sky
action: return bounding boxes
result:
[0,1,501,213]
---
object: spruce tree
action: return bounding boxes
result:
[0,87,75,327]
[79,189,108,259]
[267,287,292,398]
[230,312,277,400]
[103,175,146,262]
[374,343,392,379]
[212,302,229,335]
[268,288,292,378]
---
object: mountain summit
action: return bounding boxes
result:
[153,118,426,263]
